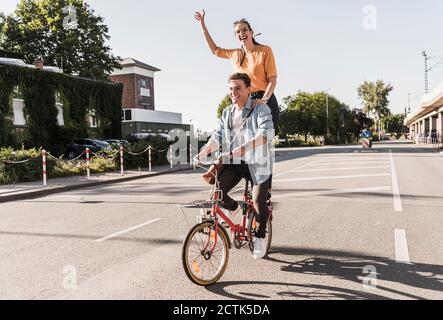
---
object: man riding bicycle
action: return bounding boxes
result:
[197,73,274,259]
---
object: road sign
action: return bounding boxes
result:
[362,138,371,149]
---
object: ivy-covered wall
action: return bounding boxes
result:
[0,64,123,154]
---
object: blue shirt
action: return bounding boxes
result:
[209,97,275,185]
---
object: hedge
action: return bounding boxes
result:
[0,64,123,155]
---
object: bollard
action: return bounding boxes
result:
[42,149,47,187]
[169,145,173,169]
[86,148,90,180]
[362,138,371,149]
[120,145,124,176]
[148,146,152,172]
[189,144,192,167]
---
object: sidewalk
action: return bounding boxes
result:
[0,164,194,204]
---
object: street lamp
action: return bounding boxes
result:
[324,88,331,138]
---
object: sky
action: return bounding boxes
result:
[2,0,443,130]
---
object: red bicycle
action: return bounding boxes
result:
[181,155,273,286]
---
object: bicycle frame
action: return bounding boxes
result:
[201,179,256,255]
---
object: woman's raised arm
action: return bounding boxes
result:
[194,9,218,55]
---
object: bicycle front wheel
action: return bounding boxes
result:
[182,222,230,286]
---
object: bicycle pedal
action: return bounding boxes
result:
[220,222,230,229]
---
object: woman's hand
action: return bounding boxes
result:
[194,9,206,26]
[252,98,268,108]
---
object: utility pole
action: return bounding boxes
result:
[325,89,330,138]
[423,51,429,94]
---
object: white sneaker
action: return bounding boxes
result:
[252,237,266,260]
[221,205,241,219]
[220,205,241,227]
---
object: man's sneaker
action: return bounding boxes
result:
[220,205,241,228]
[252,237,266,260]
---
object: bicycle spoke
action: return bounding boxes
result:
[206,253,221,278]
[211,243,226,254]
[193,231,206,251]
[209,255,223,275]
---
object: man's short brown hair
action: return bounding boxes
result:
[228,73,251,88]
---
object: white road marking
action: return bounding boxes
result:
[395,229,411,264]
[274,162,314,178]
[291,166,390,173]
[311,157,388,161]
[274,173,390,183]
[95,218,162,242]
[389,150,403,212]
[308,161,389,166]
[231,161,315,194]
[273,186,391,199]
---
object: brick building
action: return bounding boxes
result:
[110,58,190,137]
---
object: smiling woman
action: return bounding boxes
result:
[194,10,279,129]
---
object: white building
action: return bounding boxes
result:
[406,82,443,144]
[109,58,190,137]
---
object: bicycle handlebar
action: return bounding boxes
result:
[193,153,232,167]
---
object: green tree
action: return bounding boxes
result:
[357,80,393,121]
[217,94,232,118]
[385,113,406,139]
[281,92,327,142]
[280,91,369,145]
[348,108,373,140]
[0,0,120,80]
[0,12,5,39]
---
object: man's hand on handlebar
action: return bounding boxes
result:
[232,145,246,158]
[194,152,206,165]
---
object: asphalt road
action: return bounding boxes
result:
[0,141,442,300]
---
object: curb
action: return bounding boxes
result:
[0,166,194,204]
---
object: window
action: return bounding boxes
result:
[90,116,97,128]
[12,86,23,100]
[55,91,63,104]
[140,88,151,97]
[88,111,98,128]
[124,110,132,121]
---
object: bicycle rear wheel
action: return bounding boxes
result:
[182,222,230,286]
[247,209,273,255]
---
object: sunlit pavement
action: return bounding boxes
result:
[0,141,442,300]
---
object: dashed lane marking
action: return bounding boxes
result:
[389,150,403,212]
[395,229,411,264]
[274,173,390,183]
[273,186,391,199]
[95,218,162,242]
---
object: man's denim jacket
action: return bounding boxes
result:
[209,97,275,185]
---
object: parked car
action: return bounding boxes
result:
[66,139,111,159]
[130,133,172,141]
[105,139,130,148]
